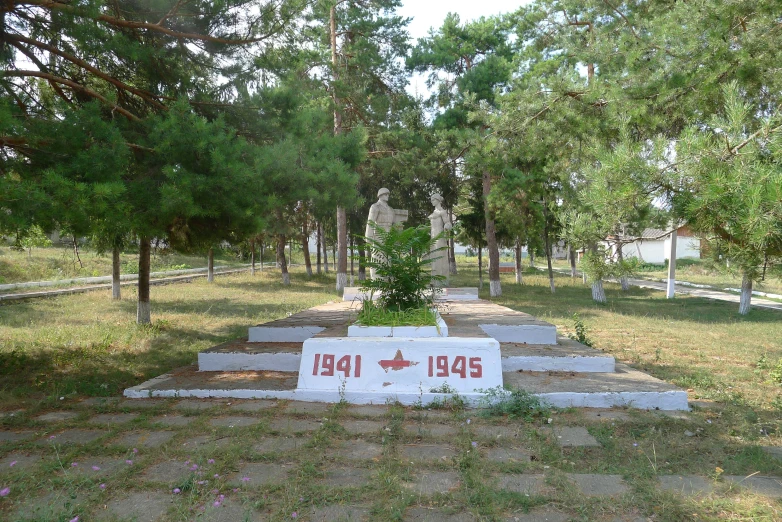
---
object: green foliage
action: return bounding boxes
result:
[359,224,444,312]
[479,386,550,421]
[16,226,52,253]
[769,359,782,386]
[355,300,437,327]
[568,313,593,347]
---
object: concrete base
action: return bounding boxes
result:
[347,311,448,338]
[126,298,689,410]
[124,365,687,410]
[480,324,557,345]
[248,326,324,343]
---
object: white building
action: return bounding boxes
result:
[617,225,701,264]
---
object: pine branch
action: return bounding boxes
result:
[3,70,141,121]
[7,34,167,110]
[22,0,287,45]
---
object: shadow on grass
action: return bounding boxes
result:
[491,274,781,325]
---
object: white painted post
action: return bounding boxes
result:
[666,229,677,299]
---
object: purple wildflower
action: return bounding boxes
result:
[9,461,16,468]
[99,484,106,490]
[0,487,9,497]
[207,459,215,464]
[92,465,101,471]
[125,460,133,465]
[173,488,181,494]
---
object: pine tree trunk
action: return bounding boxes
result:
[302,223,313,277]
[617,246,629,291]
[358,244,366,281]
[250,239,256,276]
[260,242,264,271]
[591,279,606,304]
[569,244,577,278]
[543,204,555,294]
[207,248,214,283]
[316,222,322,274]
[514,241,523,285]
[336,207,347,292]
[277,235,290,286]
[448,209,457,275]
[112,246,121,300]
[349,235,354,286]
[137,237,151,324]
[478,245,483,290]
[738,272,753,315]
[323,236,329,272]
[72,236,83,269]
[483,170,501,297]
[529,251,535,268]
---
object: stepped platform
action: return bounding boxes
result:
[127,294,687,410]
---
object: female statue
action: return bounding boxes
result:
[428,194,452,282]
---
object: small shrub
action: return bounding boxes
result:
[360,224,444,312]
[568,313,594,347]
[770,359,782,385]
[479,386,549,421]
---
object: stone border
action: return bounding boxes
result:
[347,311,448,338]
[501,355,615,373]
[479,324,557,345]
[247,326,325,343]
[198,351,301,372]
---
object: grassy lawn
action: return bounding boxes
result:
[1,264,781,521]
[545,257,782,296]
[0,244,252,286]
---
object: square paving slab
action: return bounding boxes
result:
[402,471,461,496]
[658,475,714,496]
[253,436,310,454]
[404,507,476,521]
[307,504,370,521]
[321,466,374,487]
[484,447,531,463]
[0,452,42,473]
[268,418,322,433]
[35,411,79,422]
[38,429,107,445]
[0,430,35,443]
[89,412,140,425]
[208,415,261,428]
[498,474,548,495]
[567,473,628,497]
[331,440,384,461]
[343,420,385,435]
[151,414,196,427]
[401,444,458,462]
[227,462,289,486]
[99,491,174,522]
[142,459,195,485]
[114,430,176,448]
[230,399,278,412]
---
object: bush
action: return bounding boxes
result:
[360,224,444,312]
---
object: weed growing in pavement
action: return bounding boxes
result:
[478,386,550,421]
[568,312,593,347]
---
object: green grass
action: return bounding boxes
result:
[355,300,438,327]
[0,243,250,286]
[1,264,781,520]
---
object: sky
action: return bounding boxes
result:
[397,0,531,96]
[398,0,529,40]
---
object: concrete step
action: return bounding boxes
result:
[198,337,614,373]
[125,364,686,410]
[503,363,688,410]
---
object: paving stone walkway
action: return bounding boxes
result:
[1,400,780,521]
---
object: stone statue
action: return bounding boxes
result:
[365,188,408,279]
[428,193,452,282]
